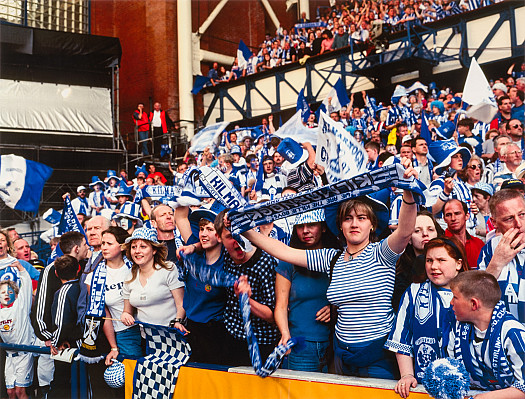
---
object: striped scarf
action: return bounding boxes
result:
[180,252,302,377]
[78,257,132,363]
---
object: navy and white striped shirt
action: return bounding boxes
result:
[306,239,401,343]
[478,236,525,325]
[447,318,525,392]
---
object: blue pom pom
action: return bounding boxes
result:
[422,358,470,399]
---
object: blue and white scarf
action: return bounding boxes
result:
[229,163,426,235]
[454,301,516,390]
[240,292,302,377]
[78,257,132,363]
[180,252,302,377]
[412,281,455,381]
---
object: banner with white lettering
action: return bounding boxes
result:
[197,166,248,209]
[315,111,368,183]
[140,185,182,201]
[228,164,426,235]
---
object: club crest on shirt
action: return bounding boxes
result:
[417,343,437,370]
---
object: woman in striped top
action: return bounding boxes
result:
[240,161,418,379]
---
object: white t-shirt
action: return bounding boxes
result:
[85,264,131,332]
[122,264,184,326]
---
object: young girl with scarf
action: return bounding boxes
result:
[83,227,142,366]
[449,271,525,398]
[385,236,469,398]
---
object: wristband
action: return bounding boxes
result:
[402,197,417,205]
[401,373,414,378]
[439,191,450,202]
[111,347,119,352]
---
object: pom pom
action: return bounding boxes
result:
[104,360,125,389]
[422,357,470,399]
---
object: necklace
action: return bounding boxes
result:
[345,242,369,260]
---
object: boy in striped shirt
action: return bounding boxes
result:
[448,271,525,397]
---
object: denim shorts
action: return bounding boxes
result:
[286,340,330,373]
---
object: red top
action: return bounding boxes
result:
[445,229,484,270]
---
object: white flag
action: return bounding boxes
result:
[462,58,498,123]
[273,111,318,145]
[315,112,368,184]
[189,121,230,153]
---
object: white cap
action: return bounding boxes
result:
[77,185,87,192]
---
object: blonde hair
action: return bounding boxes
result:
[124,239,171,283]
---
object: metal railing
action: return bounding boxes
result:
[0,343,89,399]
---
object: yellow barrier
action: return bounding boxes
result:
[123,359,433,399]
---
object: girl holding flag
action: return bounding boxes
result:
[238,159,419,379]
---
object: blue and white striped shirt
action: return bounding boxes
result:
[478,236,525,325]
[447,318,525,392]
[306,239,401,343]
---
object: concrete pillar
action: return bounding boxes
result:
[177,0,195,139]
[298,0,310,20]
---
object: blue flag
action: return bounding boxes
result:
[296,88,311,123]
[420,111,432,145]
[191,75,212,95]
[254,148,266,192]
[49,196,88,262]
[0,154,53,213]
[237,39,253,69]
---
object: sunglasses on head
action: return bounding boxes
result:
[468,164,482,170]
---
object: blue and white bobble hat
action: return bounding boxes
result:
[428,139,471,176]
[276,137,308,168]
[113,202,143,224]
[89,176,106,188]
[471,182,494,197]
[124,227,159,244]
[43,208,61,225]
[294,209,325,226]
[230,145,242,155]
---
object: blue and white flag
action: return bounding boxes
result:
[133,322,191,399]
[296,88,311,123]
[316,78,350,118]
[58,197,88,240]
[315,111,368,183]
[462,58,498,123]
[273,111,318,145]
[191,75,212,95]
[237,39,253,69]
[49,197,88,262]
[189,121,230,153]
[0,154,53,213]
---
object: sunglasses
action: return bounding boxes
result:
[511,124,524,129]
[468,164,482,170]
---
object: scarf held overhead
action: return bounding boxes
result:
[228,163,426,235]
